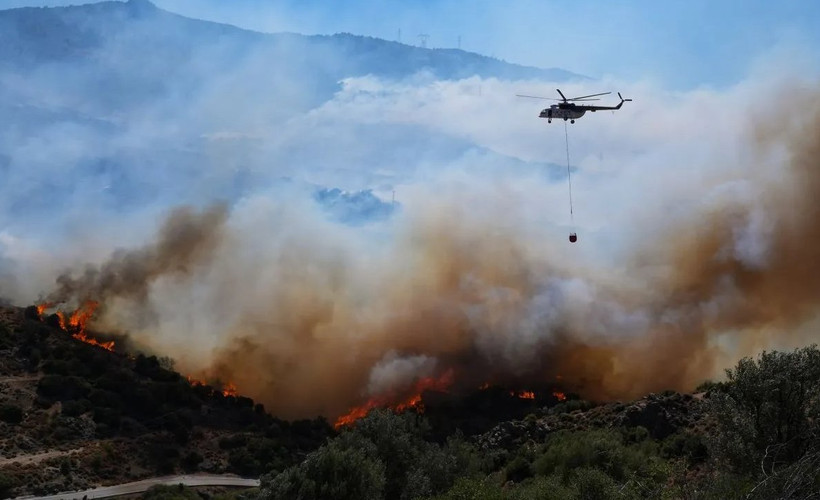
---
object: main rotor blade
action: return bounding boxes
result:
[568,98,601,101]
[567,91,611,100]
[516,94,560,100]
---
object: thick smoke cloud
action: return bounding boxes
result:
[35,92,820,420]
[3,3,820,420]
[47,205,227,306]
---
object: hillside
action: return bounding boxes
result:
[0,305,331,497]
[0,0,585,115]
[2,311,820,499]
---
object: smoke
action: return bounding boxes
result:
[3,3,820,420]
[38,92,820,420]
[47,204,228,307]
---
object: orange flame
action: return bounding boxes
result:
[333,370,454,430]
[38,301,115,352]
[509,390,536,399]
[553,391,567,401]
[36,303,54,317]
[186,376,206,387]
[222,382,238,397]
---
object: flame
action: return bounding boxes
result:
[479,382,491,390]
[37,301,115,352]
[509,390,536,399]
[553,391,567,401]
[35,303,54,317]
[186,376,206,387]
[222,382,238,397]
[333,370,454,430]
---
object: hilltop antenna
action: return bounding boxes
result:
[418,34,429,48]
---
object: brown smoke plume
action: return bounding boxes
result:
[47,204,228,312]
[42,89,820,421]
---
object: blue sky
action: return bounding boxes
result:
[4,0,820,88]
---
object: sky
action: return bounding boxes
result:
[3,0,820,89]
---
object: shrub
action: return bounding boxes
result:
[142,484,202,500]
[707,345,820,473]
[181,451,203,472]
[532,429,667,489]
[570,467,618,500]
[0,472,16,499]
[0,404,23,424]
[37,375,90,401]
[503,456,532,484]
[261,440,385,500]
[61,399,92,417]
[428,477,506,500]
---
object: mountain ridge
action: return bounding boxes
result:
[0,0,587,82]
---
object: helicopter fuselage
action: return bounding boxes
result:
[539,106,587,122]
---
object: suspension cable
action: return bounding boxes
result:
[564,121,574,224]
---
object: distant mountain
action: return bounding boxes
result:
[0,0,584,78]
[0,0,583,232]
[0,0,586,115]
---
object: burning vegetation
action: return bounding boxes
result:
[334,371,573,429]
[36,300,115,351]
[334,370,455,429]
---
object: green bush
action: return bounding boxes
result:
[0,472,16,500]
[548,400,599,415]
[339,409,455,499]
[37,375,91,401]
[707,345,820,473]
[507,475,575,500]
[261,439,385,500]
[503,456,532,483]
[661,431,707,463]
[427,477,506,500]
[532,429,667,490]
[570,467,618,500]
[181,451,203,472]
[0,404,23,424]
[61,399,92,418]
[140,484,203,500]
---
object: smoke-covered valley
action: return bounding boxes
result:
[2,0,820,421]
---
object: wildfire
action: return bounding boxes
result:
[222,382,238,397]
[37,300,115,352]
[36,302,54,317]
[186,376,206,387]
[517,391,536,400]
[333,370,454,430]
[553,391,567,401]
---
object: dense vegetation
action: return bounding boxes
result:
[4,306,820,498]
[0,307,331,496]
[257,345,820,500]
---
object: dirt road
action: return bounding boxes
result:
[14,474,260,500]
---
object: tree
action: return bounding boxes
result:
[708,345,820,474]
[260,439,385,500]
[0,404,23,424]
[0,472,16,500]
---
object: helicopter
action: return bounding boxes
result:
[516,89,632,123]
